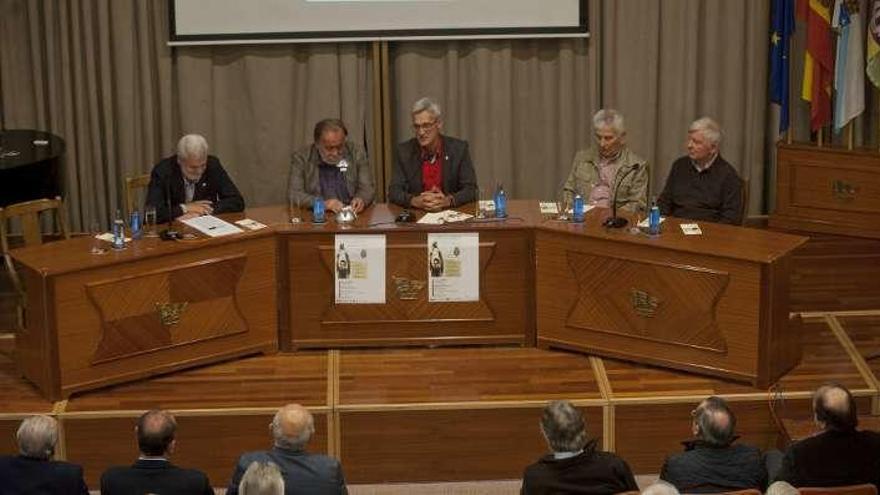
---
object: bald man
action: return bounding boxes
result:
[774,383,880,488]
[101,409,213,495]
[660,396,766,493]
[227,404,348,495]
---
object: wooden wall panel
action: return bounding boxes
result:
[0,420,19,455]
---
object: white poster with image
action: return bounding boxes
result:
[335,234,386,304]
[427,232,479,302]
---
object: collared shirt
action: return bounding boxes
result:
[317,161,352,204]
[137,455,169,461]
[588,150,623,207]
[552,449,584,460]
[184,178,198,203]
[421,138,444,193]
[692,153,718,173]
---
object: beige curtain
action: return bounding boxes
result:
[601,0,770,215]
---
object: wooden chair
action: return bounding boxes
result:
[124,173,151,217]
[799,484,878,495]
[0,196,70,334]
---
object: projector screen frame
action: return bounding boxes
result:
[168,0,589,45]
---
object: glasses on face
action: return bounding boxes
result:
[413,121,438,132]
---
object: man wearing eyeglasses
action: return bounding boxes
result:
[289,119,375,215]
[388,97,478,212]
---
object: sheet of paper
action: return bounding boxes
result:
[539,202,558,214]
[417,210,474,225]
[637,216,666,228]
[96,233,131,243]
[335,234,386,304]
[427,232,479,302]
[180,215,244,237]
[680,223,703,235]
[235,218,268,230]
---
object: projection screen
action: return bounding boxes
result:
[169,0,589,45]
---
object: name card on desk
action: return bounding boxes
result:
[181,215,244,237]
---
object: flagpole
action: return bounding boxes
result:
[817,127,824,147]
[846,122,854,150]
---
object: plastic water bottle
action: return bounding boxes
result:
[130,210,142,240]
[494,183,507,218]
[572,193,585,223]
[648,200,661,236]
[112,209,125,249]
[313,196,326,223]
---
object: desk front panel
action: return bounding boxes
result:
[284,228,533,348]
[20,235,278,399]
[535,229,769,384]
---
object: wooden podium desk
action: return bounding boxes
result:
[247,202,538,350]
[10,228,278,400]
[535,212,808,387]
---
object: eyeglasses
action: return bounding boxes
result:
[413,121,438,132]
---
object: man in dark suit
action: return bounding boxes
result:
[227,403,347,495]
[774,383,880,488]
[146,133,245,223]
[660,396,767,493]
[0,415,89,495]
[388,97,478,211]
[100,409,213,495]
[521,400,637,495]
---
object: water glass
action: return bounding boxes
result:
[89,222,107,255]
[144,207,158,237]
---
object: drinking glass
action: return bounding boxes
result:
[556,191,571,221]
[89,222,107,255]
[144,207,158,238]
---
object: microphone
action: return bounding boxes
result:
[602,163,642,229]
[160,169,181,240]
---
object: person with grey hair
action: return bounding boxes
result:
[227,403,348,495]
[660,396,766,493]
[656,117,743,224]
[0,415,89,494]
[239,461,285,495]
[641,480,681,495]
[288,118,375,215]
[521,400,637,494]
[772,383,880,488]
[145,133,245,223]
[388,97,478,211]
[562,109,649,215]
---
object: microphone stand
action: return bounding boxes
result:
[160,174,180,240]
[602,163,642,229]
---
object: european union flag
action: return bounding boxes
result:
[770,0,795,134]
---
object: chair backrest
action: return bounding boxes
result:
[799,485,878,495]
[0,196,70,253]
[124,174,151,217]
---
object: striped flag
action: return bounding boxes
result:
[832,0,865,132]
[800,0,835,131]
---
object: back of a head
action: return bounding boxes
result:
[642,481,681,495]
[137,409,177,457]
[813,383,858,431]
[766,481,800,495]
[239,461,285,495]
[540,400,589,453]
[694,396,736,447]
[16,415,58,460]
[272,403,315,450]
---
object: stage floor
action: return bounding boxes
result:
[1,310,878,488]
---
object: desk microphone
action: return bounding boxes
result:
[160,174,181,241]
[603,163,643,229]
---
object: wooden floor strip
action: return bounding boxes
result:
[799,309,880,320]
[589,356,613,401]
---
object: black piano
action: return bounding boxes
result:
[0,129,65,207]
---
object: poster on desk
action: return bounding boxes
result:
[427,232,479,302]
[335,234,386,304]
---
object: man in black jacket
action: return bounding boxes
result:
[0,415,88,495]
[660,396,766,493]
[100,409,213,495]
[521,400,637,494]
[774,383,880,488]
[146,133,245,223]
[388,97,478,211]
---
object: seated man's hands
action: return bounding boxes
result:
[184,200,214,216]
[350,197,366,214]
[324,198,345,214]
[411,188,451,212]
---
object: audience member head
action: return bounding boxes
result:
[136,409,177,457]
[176,133,209,181]
[16,415,58,460]
[313,118,349,165]
[642,480,681,495]
[686,117,721,165]
[766,481,800,495]
[813,382,858,432]
[271,403,315,450]
[691,396,736,447]
[239,461,285,495]
[592,109,626,159]
[539,400,589,454]
[411,97,443,150]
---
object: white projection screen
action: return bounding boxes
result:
[169,0,589,45]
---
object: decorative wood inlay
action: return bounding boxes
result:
[565,251,730,353]
[318,242,496,325]
[86,255,249,364]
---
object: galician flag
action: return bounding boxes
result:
[832,0,865,132]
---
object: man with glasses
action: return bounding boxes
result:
[146,133,244,223]
[388,97,478,211]
[289,118,375,214]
